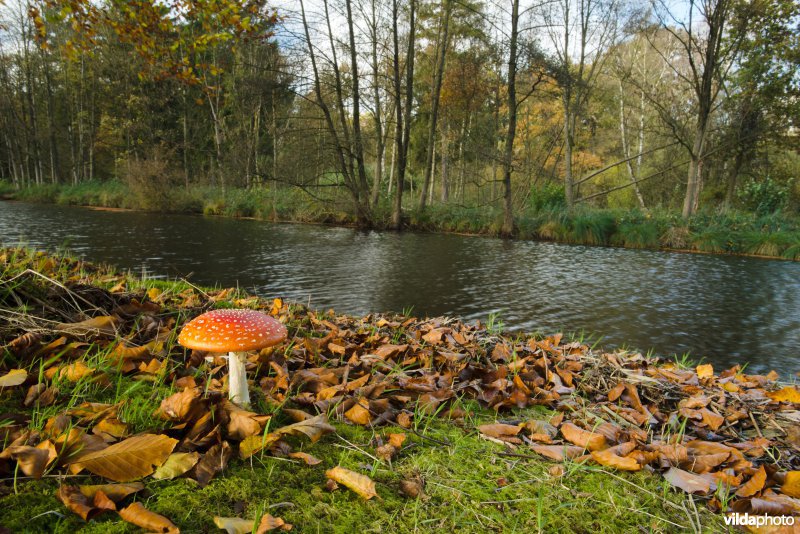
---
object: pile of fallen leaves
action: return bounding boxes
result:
[1,248,799,531]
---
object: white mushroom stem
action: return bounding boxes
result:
[227,352,250,407]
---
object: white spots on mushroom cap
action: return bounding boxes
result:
[177,308,287,351]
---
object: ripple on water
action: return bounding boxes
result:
[1,200,798,375]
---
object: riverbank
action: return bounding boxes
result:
[2,247,799,532]
[3,180,799,261]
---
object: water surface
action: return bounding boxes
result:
[2,201,798,375]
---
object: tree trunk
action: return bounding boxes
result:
[390,0,415,230]
[418,0,451,211]
[369,0,384,209]
[617,79,646,208]
[682,128,706,218]
[440,117,449,203]
[501,0,520,237]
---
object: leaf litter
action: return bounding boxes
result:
[1,247,799,530]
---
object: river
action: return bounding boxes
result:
[1,200,798,375]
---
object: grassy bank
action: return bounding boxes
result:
[4,180,800,260]
[2,248,799,532]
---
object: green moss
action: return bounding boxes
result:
[1,410,727,533]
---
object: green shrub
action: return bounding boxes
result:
[529,182,566,211]
[122,151,183,211]
[737,177,789,216]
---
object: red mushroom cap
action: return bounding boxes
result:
[178,309,287,353]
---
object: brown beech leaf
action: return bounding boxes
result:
[696,364,713,380]
[591,448,641,471]
[78,482,144,502]
[781,471,800,498]
[94,417,130,439]
[256,513,292,532]
[683,452,730,473]
[560,423,606,451]
[288,451,322,466]
[663,467,712,494]
[92,490,117,513]
[152,452,201,480]
[194,441,232,487]
[214,516,254,534]
[156,387,203,421]
[326,466,378,500]
[698,409,725,431]
[119,502,179,533]
[239,433,282,459]
[0,369,27,388]
[224,402,268,441]
[71,433,177,482]
[7,445,51,478]
[529,444,586,461]
[387,433,406,448]
[736,465,767,498]
[477,423,521,439]
[57,485,102,521]
[275,414,335,443]
[768,387,800,404]
[344,399,372,425]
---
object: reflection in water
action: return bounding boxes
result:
[1,200,798,374]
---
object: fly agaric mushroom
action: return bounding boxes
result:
[178,309,287,407]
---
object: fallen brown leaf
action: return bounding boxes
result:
[57,485,103,521]
[0,369,27,388]
[152,452,201,480]
[78,482,144,502]
[288,451,322,466]
[214,516,254,534]
[591,448,641,471]
[560,423,606,451]
[736,465,767,498]
[326,466,378,500]
[119,502,179,533]
[256,513,292,532]
[275,414,335,443]
[72,433,177,482]
[663,467,712,494]
[6,445,51,478]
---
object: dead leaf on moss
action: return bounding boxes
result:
[119,502,179,533]
[152,452,201,480]
[214,516,254,534]
[560,423,606,451]
[288,451,322,466]
[275,414,335,443]
[591,448,641,471]
[71,433,177,482]
[256,513,292,532]
[326,466,378,500]
[58,485,103,521]
[78,482,144,502]
[663,467,712,494]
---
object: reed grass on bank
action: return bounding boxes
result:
[3,180,799,260]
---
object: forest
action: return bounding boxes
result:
[0,0,798,240]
